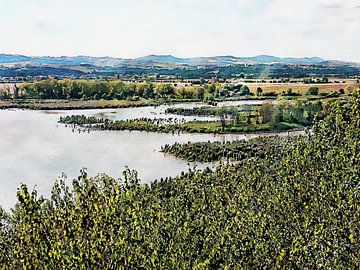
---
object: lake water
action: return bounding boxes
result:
[0,100,278,210]
[69,99,269,123]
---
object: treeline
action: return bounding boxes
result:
[1,91,359,268]
[21,80,176,100]
[257,99,325,126]
[18,79,256,101]
[5,78,351,102]
[166,100,325,128]
[18,79,219,100]
[161,136,289,162]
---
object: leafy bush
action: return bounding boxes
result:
[307,86,319,95]
[161,136,287,162]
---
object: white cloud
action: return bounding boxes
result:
[0,0,359,61]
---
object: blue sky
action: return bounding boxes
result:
[1,0,360,61]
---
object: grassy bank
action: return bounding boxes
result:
[0,98,153,110]
[0,96,277,111]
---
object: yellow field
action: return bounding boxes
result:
[247,82,360,94]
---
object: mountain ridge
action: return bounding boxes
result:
[2,53,356,67]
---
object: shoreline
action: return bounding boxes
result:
[0,97,273,111]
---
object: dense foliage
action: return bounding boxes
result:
[18,79,259,101]
[1,92,359,269]
[166,99,325,127]
[20,79,208,100]
[161,136,288,162]
[21,80,167,100]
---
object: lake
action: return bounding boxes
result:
[0,100,281,209]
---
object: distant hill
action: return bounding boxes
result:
[133,55,188,65]
[1,53,350,67]
[1,53,359,79]
[0,54,128,67]
[240,55,325,65]
[185,55,327,66]
[130,54,329,66]
[0,54,32,63]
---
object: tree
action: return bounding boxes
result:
[256,87,263,96]
[258,103,274,124]
[156,84,175,98]
[239,85,251,96]
[197,87,205,100]
[270,107,283,126]
[216,107,228,131]
[307,87,319,96]
[113,81,127,99]
[13,85,20,99]
[207,83,217,94]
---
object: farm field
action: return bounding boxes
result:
[247,82,360,94]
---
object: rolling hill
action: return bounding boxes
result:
[0,53,337,67]
[1,53,359,79]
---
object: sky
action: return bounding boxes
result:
[0,0,360,61]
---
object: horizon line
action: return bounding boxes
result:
[0,52,327,60]
[1,52,359,64]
